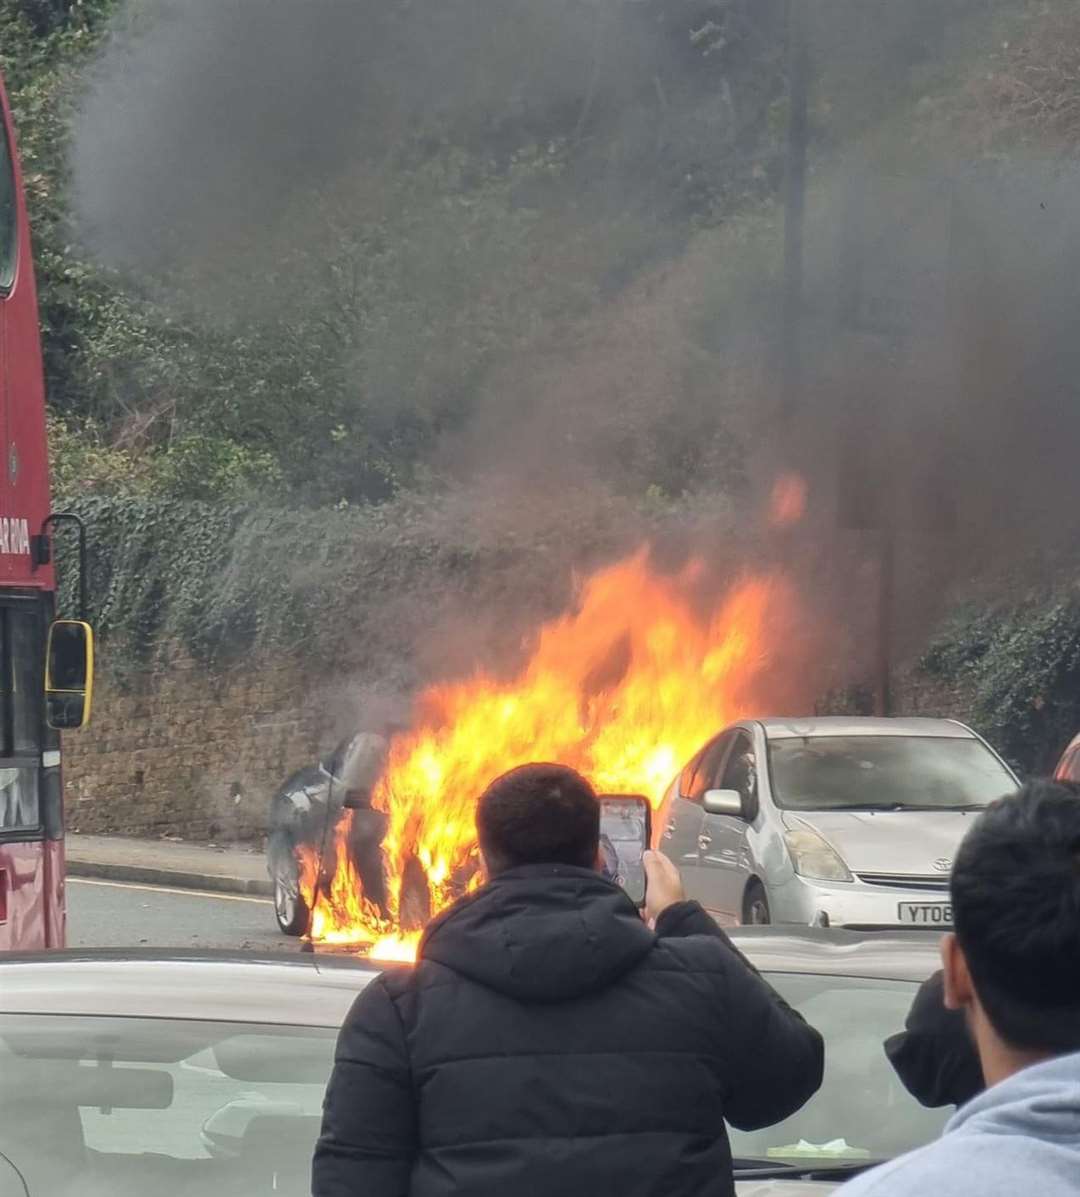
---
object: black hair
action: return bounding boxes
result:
[951,779,1080,1052]
[476,763,599,875]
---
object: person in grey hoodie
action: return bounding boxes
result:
[838,779,1080,1197]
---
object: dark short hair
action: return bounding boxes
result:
[476,763,599,874]
[952,779,1080,1052]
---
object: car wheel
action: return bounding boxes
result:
[398,855,432,931]
[742,881,771,926]
[272,850,311,936]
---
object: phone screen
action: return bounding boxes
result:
[598,795,651,907]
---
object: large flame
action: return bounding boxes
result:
[300,548,793,961]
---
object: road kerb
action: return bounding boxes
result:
[66,858,273,898]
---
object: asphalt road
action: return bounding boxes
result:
[67,877,296,953]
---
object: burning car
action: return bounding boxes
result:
[267,731,475,939]
[267,733,392,936]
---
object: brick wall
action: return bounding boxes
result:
[62,647,329,842]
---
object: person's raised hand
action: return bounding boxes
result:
[643,849,685,927]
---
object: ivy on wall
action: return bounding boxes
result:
[54,494,643,679]
[56,497,446,670]
[920,593,1080,775]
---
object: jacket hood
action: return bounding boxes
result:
[419,864,656,1003]
[948,1050,1080,1143]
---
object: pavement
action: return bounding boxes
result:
[65,833,272,897]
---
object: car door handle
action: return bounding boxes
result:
[698,834,712,851]
[663,819,676,839]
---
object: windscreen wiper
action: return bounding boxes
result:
[822,802,983,812]
[824,803,907,811]
[786,1161,882,1181]
[730,1158,795,1178]
[732,1159,882,1181]
[896,803,985,811]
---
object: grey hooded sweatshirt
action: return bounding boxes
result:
[837,1050,1080,1197]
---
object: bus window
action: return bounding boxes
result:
[0,768,36,831]
[0,118,15,292]
[0,604,44,832]
[12,608,43,756]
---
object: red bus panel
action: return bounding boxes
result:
[0,70,63,951]
[0,76,52,593]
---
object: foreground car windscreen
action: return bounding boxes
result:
[767,735,1016,811]
[0,972,946,1193]
[0,1016,336,1196]
[728,974,948,1174]
[0,1152,26,1197]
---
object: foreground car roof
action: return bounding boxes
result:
[0,948,383,1025]
[756,716,974,740]
[0,931,940,1022]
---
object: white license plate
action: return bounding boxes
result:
[898,902,952,926]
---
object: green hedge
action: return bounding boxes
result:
[53,493,645,678]
[921,594,1080,775]
[55,497,468,670]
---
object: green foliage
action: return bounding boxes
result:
[0,0,796,505]
[60,494,549,672]
[1,1,123,393]
[918,605,1000,680]
[58,488,680,685]
[7,0,1071,512]
[62,495,404,670]
[921,595,1080,774]
[47,411,152,495]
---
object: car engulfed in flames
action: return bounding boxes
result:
[299,547,796,962]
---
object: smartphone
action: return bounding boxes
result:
[598,794,652,907]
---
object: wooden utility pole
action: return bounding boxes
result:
[781,0,810,416]
[875,525,894,716]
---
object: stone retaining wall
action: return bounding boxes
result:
[62,648,327,842]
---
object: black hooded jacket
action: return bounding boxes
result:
[884,970,984,1109]
[312,864,824,1197]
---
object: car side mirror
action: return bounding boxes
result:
[703,788,743,817]
[45,619,94,731]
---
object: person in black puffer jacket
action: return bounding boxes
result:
[885,970,985,1109]
[312,762,824,1197]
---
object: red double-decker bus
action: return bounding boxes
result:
[0,71,93,951]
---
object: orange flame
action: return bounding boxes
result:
[769,473,808,528]
[301,548,793,962]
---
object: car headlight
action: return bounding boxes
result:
[783,827,853,882]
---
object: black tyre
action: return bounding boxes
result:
[272,848,310,936]
[398,856,432,931]
[742,881,771,926]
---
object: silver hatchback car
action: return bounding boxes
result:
[659,717,1019,929]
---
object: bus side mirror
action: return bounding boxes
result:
[45,620,94,731]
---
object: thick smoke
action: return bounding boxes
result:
[793,158,1080,656]
[70,0,1080,696]
[73,0,751,272]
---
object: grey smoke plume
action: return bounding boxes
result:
[70,0,1080,682]
[72,0,755,271]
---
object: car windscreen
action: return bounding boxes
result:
[728,973,948,1170]
[0,1015,336,1197]
[0,973,947,1194]
[767,735,1016,811]
[0,1152,27,1197]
